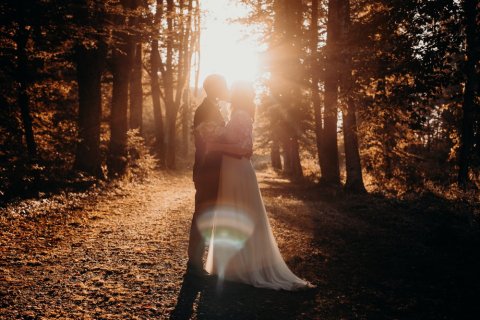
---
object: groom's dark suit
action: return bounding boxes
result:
[188,97,225,268]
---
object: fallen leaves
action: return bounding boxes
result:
[1,170,479,319]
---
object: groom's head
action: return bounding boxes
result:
[203,74,229,102]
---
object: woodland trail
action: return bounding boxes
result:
[1,169,479,319]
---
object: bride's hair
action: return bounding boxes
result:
[230,81,255,121]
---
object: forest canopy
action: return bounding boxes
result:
[0,0,478,203]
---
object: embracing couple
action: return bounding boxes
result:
[185,74,314,291]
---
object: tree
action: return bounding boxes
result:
[13,2,37,160]
[309,0,327,179]
[74,0,107,177]
[130,42,143,133]
[150,0,167,166]
[266,0,305,178]
[458,0,479,190]
[108,0,136,176]
[322,0,342,185]
[157,0,196,168]
[129,0,147,135]
[338,0,366,192]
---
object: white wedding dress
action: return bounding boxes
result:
[201,110,311,291]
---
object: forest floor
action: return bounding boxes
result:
[1,167,480,319]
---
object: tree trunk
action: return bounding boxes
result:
[342,100,366,193]
[129,42,143,134]
[271,139,282,170]
[310,0,328,180]
[458,0,479,190]
[109,49,131,176]
[278,0,304,179]
[322,0,341,185]
[161,0,192,169]
[18,68,37,160]
[282,138,292,175]
[181,0,195,157]
[108,27,134,176]
[164,0,177,169]
[75,43,106,177]
[281,134,303,178]
[15,5,37,160]
[339,0,366,193]
[289,137,303,178]
[181,88,191,156]
[165,102,178,168]
[150,40,166,166]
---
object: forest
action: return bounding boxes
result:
[0,0,479,319]
[0,0,479,200]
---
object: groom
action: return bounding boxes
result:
[186,74,229,277]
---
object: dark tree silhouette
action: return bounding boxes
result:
[14,2,37,160]
[108,0,136,176]
[150,0,166,166]
[74,1,107,177]
[322,0,342,186]
[339,0,366,193]
[458,0,479,189]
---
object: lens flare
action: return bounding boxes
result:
[197,205,255,281]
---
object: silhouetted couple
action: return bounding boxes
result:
[185,74,313,291]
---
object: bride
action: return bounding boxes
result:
[196,81,314,291]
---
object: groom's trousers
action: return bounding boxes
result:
[188,178,219,268]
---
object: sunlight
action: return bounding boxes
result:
[199,0,261,86]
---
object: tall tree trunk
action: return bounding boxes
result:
[181,88,191,156]
[75,43,106,177]
[322,0,341,185]
[271,139,282,170]
[181,0,195,157]
[282,140,292,175]
[280,0,303,179]
[15,4,37,160]
[458,0,479,190]
[151,0,166,166]
[165,101,178,168]
[151,40,166,166]
[339,0,366,193]
[289,137,303,178]
[109,48,131,176]
[161,0,193,168]
[164,0,177,169]
[342,99,366,192]
[310,0,328,180]
[129,42,143,134]
[193,0,201,101]
[108,2,135,177]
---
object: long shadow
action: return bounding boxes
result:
[260,178,480,319]
[169,276,205,320]
[170,275,316,319]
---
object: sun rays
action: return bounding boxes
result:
[199,0,262,85]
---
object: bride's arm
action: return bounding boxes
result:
[205,141,252,157]
[195,122,227,142]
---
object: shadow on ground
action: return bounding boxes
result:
[170,276,316,320]
[259,177,480,319]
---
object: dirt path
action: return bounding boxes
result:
[0,171,317,320]
[1,172,198,319]
[1,169,479,319]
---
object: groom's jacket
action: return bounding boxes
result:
[193,98,225,188]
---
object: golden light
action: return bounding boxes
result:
[198,0,262,86]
